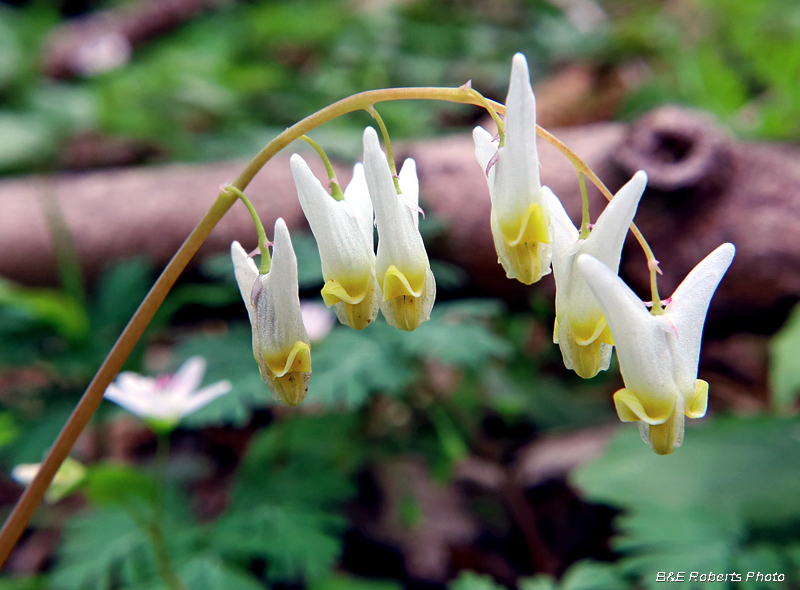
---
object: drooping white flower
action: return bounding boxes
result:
[546,171,647,378]
[12,457,87,503]
[362,126,435,331]
[232,218,311,406]
[473,53,552,285]
[104,356,232,431]
[578,243,735,454]
[291,154,380,330]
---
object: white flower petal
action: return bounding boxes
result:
[577,254,677,405]
[582,170,646,270]
[167,356,206,401]
[179,380,233,417]
[665,243,735,396]
[493,53,542,220]
[231,241,259,323]
[344,162,374,252]
[473,126,498,186]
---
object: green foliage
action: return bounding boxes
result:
[770,301,800,409]
[572,416,800,588]
[214,413,361,583]
[612,0,800,139]
[51,509,157,590]
[449,571,506,590]
[520,560,628,590]
[310,574,403,590]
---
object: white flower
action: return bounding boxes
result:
[12,457,86,503]
[362,126,435,331]
[291,154,380,330]
[232,218,311,406]
[578,243,735,454]
[104,356,231,431]
[546,171,647,378]
[473,53,552,285]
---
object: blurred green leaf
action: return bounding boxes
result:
[310,574,402,590]
[449,571,507,590]
[177,555,265,590]
[85,464,159,514]
[520,560,628,590]
[770,301,800,409]
[0,279,88,341]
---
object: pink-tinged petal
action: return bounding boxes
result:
[167,357,206,400]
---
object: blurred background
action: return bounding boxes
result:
[1,0,800,589]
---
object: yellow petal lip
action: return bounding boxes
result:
[571,316,613,347]
[685,379,709,419]
[501,203,551,247]
[382,264,425,300]
[266,340,311,378]
[613,388,674,425]
[321,277,369,306]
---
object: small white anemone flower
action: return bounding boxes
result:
[473,53,552,285]
[546,171,647,378]
[578,243,735,455]
[12,457,87,504]
[291,154,380,330]
[104,356,232,432]
[362,126,435,331]
[232,218,311,406]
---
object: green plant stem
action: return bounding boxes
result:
[369,108,401,194]
[299,135,345,201]
[147,433,188,590]
[578,172,590,239]
[223,186,271,273]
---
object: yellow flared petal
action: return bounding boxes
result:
[380,265,433,332]
[613,388,674,425]
[266,340,311,378]
[382,264,425,299]
[497,203,552,285]
[321,277,369,306]
[571,316,613,347]
[261,340,312,406]
[685,379,709,419]
[646,409,685,455]
[570,338,608,379]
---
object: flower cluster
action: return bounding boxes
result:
[229,52,734,454]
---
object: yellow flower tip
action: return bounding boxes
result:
[321,277,368,306]
[685,379,709,419]
[382,265,425,300]
[571,317,613,347]
[380,265,428,331]
[262,340,311,406]
[498,204,552,285]
[612,388,673,424]
[647,417,681,455]
[570,338,606,379]
[343,300,374,330]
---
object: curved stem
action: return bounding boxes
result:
[299,135,344,201]
[578,172,590,239]
[0,84,503,567]
[369,108,401,194]
[223,186,271,274]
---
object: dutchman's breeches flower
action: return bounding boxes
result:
[291,154,380,330]
[232,218,311,406]
[578,243,735,454]
[547,171,647,378]
[473,53,552,285]
[362,126,435,331]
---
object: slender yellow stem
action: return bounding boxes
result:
[468,88,505,147]
[299,135,344,201]
[369,108,401,194]
[578,172,590,240]
[223,186,271,274]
